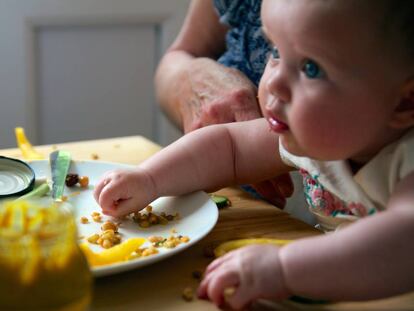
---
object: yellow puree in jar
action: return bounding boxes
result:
[0,200,92,311]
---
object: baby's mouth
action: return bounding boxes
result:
[267,117,289,132]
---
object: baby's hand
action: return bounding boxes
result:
[93,168,155,217]
[198,245,290,310]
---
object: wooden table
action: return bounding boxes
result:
[1,136,413,310]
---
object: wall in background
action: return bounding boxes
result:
[0,0,186,148]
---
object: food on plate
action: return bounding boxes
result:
[91,211,102,222]
[87,222,122,249]
[65,173,89,188]
[78,176,89,188]
[132,205,180,228]
[101,220,118,231]
[130,246,159,259]
[80,237,145,267]
[147,234,190,249]
[15,182,50,201]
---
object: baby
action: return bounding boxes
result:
[94,0,414,309]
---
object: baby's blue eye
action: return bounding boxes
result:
[302,60,325,79]
[270,46,280,59]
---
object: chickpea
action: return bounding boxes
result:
[87,234,100,244]
[79,176,89,188]
[182,287,194,302]
[101,221,118,232]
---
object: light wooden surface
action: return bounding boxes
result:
[1,136,413,310]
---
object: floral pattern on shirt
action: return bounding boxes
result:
[214,0,270,86]
[300,169,376,218]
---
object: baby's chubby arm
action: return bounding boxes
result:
[94,118,292,217]
[279,171,414,301]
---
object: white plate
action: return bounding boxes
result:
[18,160,218,277]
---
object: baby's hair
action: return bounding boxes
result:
[379,0,414,59]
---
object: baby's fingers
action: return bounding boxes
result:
[93,176,110,203]
[224,284,255,311]
[199,269,239,307]
[205,249,238,274]
[102,197,140,218]
[98,182,129,213]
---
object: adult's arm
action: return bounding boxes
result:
[154,0,262,133]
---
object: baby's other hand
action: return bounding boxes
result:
[197,245,290,310]
[93,168,155,217]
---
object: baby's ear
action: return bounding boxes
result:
[389,78,414,129]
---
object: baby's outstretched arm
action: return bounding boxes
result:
[279,171,414,301]
[94,118,291,217]
[198,173,414,308]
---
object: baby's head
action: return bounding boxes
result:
[258,0,414,162]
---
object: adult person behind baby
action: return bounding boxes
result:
[155,0,294,208]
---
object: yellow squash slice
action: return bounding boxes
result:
[214,238,292,257]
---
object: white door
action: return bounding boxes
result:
[0,0,188,148]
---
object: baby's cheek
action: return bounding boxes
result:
[257,66,272,113]
[290,109,338,159]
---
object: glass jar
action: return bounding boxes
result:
[0,199,92,311]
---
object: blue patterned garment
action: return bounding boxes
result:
[214,0,270,86]
[214,0,271,201]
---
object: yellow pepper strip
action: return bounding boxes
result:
[9,201,27,234]
[15,127,44,160]
[80,237,146,267]
[20,235,41,285]
[214,238,292,258]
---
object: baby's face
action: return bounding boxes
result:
[258,0,405,162]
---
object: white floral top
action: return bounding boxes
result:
[280,129,414,231]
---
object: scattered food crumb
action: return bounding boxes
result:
[91,211,102,223]
[80,216,89,224]
[69,191,81,198]
[192,270,202,280]
[210,194,231,208]
[182,287,194,302]
[65,173,79,187]
[79,176,89,188]
[203,245,216,258]
[91,153,99,160]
